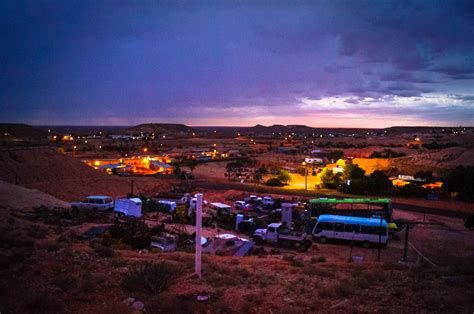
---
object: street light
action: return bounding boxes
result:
[302,161,308,191]
[73,145,77,158]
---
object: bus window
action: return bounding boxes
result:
[334,223,344,232]
[319,222,334,230]
[345,224,360,233]
[376,227,387,236]
[361,225,377,234]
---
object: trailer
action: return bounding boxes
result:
[114,198,142,218]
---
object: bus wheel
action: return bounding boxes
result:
[254,237,263,245]
[319,237,327,244]
[362,241,371,248]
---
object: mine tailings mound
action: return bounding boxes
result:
[0,180,69,210]
[0,148,169,202]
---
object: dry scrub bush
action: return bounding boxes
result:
[52,273,77,292]
[25,292,64,313]
[122,262,182,294]
[37,240,64,252]
[93,244,115,257]
[27,225,49,239]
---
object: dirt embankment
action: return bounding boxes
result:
[0,180,69,210]
[0,149,171,201]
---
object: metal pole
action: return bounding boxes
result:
[305,165,308,191]
[349,231,354,262]
[402,223,409,262]
[377,215,382,262]
[195,193,203,279]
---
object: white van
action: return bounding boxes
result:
[114,198,142,218]
[71,196,114,211]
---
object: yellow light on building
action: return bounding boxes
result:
[94,160,100,166]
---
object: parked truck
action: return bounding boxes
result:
[253,222,311,249]
[153,192,205,216]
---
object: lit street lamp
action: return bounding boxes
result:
[302,161,308,191]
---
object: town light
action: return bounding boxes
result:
[143,148,148,153]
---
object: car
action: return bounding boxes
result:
[234,201,251,211]
[261,196,274,206]
[71,196,114,211]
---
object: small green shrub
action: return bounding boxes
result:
[310,255,326,263]
[292,258,304,267]
[283,254,295,262]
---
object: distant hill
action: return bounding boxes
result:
[0,123,47,138]
[126,123,194,135]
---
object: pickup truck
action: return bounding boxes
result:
[253,222,311,249]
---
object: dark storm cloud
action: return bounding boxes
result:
[0,0,473,126]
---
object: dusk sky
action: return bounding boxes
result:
[1,0,473,127]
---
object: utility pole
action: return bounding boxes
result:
[302,161,308,191]
[377,215,383,262]
[195,193,203,279]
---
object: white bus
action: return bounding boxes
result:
[312,214,388,248]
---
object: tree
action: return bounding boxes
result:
[187,160,198,173]
[343,163,365,181]
[367,171,392,194]
[414,170,434,183]
[443,166,474,202]
[320,168,342,189]
[266,178,284,186]
[327,150,344,162]
[171,162,181,175]
[277,170,292,185]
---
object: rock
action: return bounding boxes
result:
[122,297,135,306]
[132,300,145,311]
[283,297,294,304]
[197,294,210,302]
